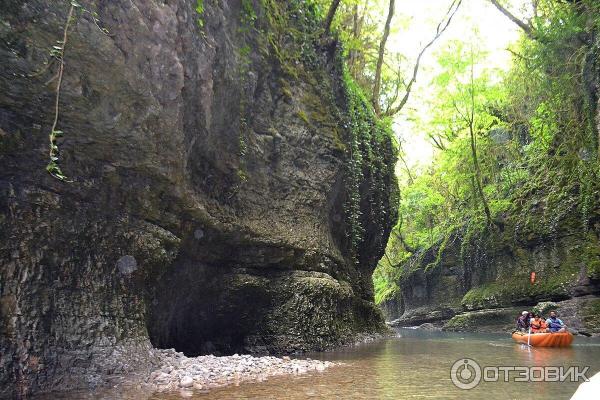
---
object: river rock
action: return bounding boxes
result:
[416,323,441,331]
[179,376,193,388]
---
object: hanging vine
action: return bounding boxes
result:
[44,1,108,181]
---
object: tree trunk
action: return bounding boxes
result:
[372,0,395,115]
[469,119,493,225]
[467,55,493,226]
[489,0,535,39]
[323,0,342,36]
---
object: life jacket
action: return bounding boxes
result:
[546,317,564,331]
[530,318,546,332]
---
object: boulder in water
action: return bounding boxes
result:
[417,323,441,331]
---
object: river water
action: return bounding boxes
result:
[151,328,600,400]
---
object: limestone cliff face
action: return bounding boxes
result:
[384,209,600,334]
[0,0,398,396]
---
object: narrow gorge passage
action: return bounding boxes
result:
[2,0,600,398]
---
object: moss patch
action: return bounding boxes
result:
[581,298,600,335]
[581,232,600,279]
[461,266,578,311]
[443,308,518,332]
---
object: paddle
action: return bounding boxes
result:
[519,318,532,349]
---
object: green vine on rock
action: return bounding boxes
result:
[196,0,205,28]
[341,69,398,264]
[45,2,75,181]
[44,1,108,182]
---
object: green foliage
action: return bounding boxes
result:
[317,0,414,110]
[196,0,205,28]
[374,1,600,304]
[241,0,258,30]
[339,68,398,265]
[373,269,399,305]
[342,74,368,255]
[385,39,517,255]
[43,1,108,182]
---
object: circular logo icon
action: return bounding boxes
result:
[450,358,482,390]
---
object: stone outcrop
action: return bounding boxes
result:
[0,1,398,397]
[384,209,600,334]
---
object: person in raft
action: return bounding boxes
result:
[530,313,548,333]
[516,311,531,332]
[546,311,567,333]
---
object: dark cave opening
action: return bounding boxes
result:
[146,262,273,356]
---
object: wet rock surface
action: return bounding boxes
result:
[383,218,600,335]
[0,0,397,397]
[389,296,600,336]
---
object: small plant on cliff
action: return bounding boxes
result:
[241,0,258,28]
[196,0,205,28]
[45,2,75,181]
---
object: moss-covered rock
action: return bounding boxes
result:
[389,193,600,331]
[580,298,600,335]
[0,0,397,396]
[443,308,520,333]
[532,301,559,315]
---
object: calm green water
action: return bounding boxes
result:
[40,329,600,399]
[155,328,600,400]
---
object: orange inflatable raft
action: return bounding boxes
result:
[512,331,574,347]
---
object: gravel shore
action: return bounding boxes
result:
[145,349,336,396]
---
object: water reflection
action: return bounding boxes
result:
[185,329,600,400]
[42,329,600,399]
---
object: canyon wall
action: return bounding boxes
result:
[0,1,398,397]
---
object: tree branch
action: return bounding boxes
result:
[428,133,446,151]
[489,0,536,39]
[381,0,463,117]
[372,0,395,116]
[394,228,416,254]
[397,147,414,183]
